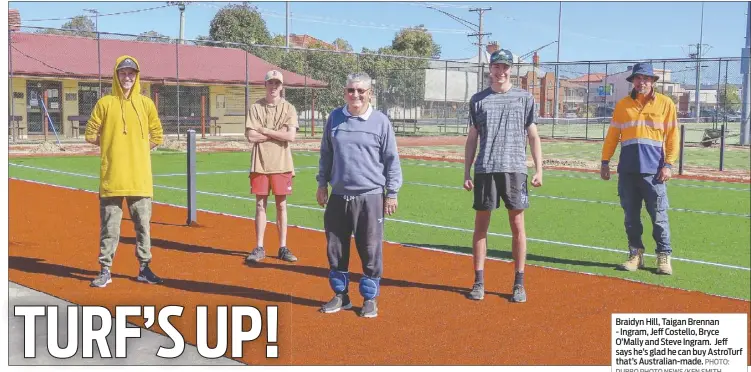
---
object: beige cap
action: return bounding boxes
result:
[265,70,284,84]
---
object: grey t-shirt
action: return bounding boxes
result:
[469,87,536,174]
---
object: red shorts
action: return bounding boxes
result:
[250,172,293,196]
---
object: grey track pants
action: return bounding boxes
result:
[99,196,153,269]
[324,193,384,278]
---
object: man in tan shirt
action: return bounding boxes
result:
[245,70,299,263]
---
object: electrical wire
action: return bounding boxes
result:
[23,4,172,22]
[10,44,73,75]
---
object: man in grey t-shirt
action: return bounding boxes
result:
[463,49,544,303]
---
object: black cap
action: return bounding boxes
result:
[117,58,139,71]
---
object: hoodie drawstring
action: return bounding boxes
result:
[120,99,127,134]
[131,99,145,139]
[119,97,145,139]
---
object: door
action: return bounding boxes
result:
[26,80,63,135]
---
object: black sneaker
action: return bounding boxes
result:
[359,299,378,318]
[277,246,298,262]
[137,265,163,284]
[245,246,265,263]
[466,282,484,300]
[319,293,352,313]
[90,268,112,288]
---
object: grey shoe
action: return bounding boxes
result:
[245,246,265,263]
[319,294,352,313]
[359,299,378,318]
[511,284,527,303]
[90,268,112,288]
[277,246,298,262]
[467,282,484,300]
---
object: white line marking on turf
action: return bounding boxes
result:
[405,181,750,218]
[40,161,741,219]
[347,154,751,192]
[8,168,750,272]
[10,177,751,303]
[152,166,319,177]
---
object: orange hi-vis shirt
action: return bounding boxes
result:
[601,91,679,174]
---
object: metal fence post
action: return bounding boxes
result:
[719,124,726,171]
[584,61,591,136]
[444,60,449,133]
[186,129,197,225]
[9,29,16,144]
[678,124,686,175]
[176,39,181,140]
[245,49,249,131]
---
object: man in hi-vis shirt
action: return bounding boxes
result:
[601,62,679,276]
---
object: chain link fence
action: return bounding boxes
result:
[8,26,750,152]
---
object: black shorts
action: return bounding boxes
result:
[473,172,529,211]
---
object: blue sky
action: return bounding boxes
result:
[9,1,749,62]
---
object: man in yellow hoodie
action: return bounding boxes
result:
[84,55,164,288]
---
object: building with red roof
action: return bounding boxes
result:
[9,24,327,139]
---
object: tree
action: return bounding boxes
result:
[718,84,741,112]
[358,47,428,119]
[37,15,95,38]
[356,26,439,119]
[332,38,353,52]
[208,4,271,46]
[136,30,172,43]
[391,25,441,59]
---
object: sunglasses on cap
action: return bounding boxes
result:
[346,88,369,94]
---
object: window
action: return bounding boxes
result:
[78,83,109,117]
[151,84,210,118]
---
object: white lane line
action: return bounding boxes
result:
[404,181,750,218]
[152,166,320,177]
[41,162,741,219]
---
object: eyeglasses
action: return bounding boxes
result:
[346,88,369,95]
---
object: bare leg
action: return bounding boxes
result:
[472,210,492,271]
[254,196,268,247]
[275,195,287,247]
[508,209,528,302]
[508,209,526,273]
[467,210,492,300]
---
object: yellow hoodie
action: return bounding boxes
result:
[84,55,164,198]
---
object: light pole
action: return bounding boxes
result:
[741,1,751,145]
[553,2,562,122]
[425,5,488,92]
[167,2,187,44]
[694,2,705,123]
[286,1,290,52]
[84,8,101,96]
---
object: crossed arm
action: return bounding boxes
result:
[246,125,297,143]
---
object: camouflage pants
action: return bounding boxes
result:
[98,196,153,269]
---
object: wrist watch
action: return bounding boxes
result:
[664,163,673,169]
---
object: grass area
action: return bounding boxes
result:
[8,150,751,300]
